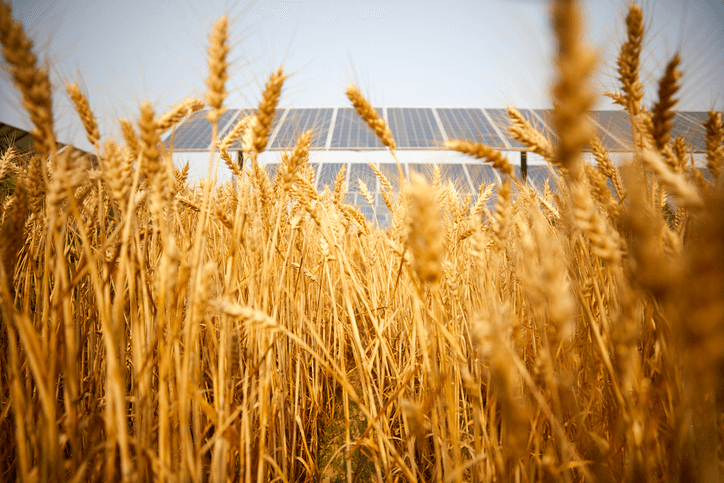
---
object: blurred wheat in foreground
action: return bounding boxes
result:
[1,0,723,481]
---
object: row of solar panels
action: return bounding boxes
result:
[253,159,712,226]
[163,107,717,153]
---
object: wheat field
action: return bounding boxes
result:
[1,0,723,481]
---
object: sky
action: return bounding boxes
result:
[1,0,723,154]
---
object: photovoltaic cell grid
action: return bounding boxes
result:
[437,108,505,148]
[316,163,345,191]
[484,108,526,149]
[270,108,333,149]
[166,108,713,153]
[330,108,385,149]
[348,163,378,193]
[669,113,707,152]
[387,108,444,148]
[224,109,285,151]
[166,110,237,150]
[586,112,626,150]
[593,111,634,151]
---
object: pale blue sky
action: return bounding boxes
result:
[1,0,723,153]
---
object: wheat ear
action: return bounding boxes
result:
[346,84,396,155]
[605,4,644,117]
[651,53,681,152]
[205,15,230,124]
[445,139,513,176]
[506,107,554,163]
[0,1,56,159]
[252,67,286,156]
[704,110,723,180]
[66,82,100,148]
[406,173,443,283]
[157,98,205,132]
[550,0,597,177]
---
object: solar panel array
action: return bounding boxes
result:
[258,161,508,227]
[164,107,717,153]
[164,107,719,227]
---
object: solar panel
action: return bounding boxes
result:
[438,164,472,192]
[316,163,345,190]
[532,110,557,140]
[348,163,378,193]
[466,164,497,193]
[166,109,237,150]
[166,108,715,154]
[526,165,559,192]
[408,163,435,183]
[378,163,406,190]
[670,113,707,152]
[587,111,627,151]
[485,109,527,150]
[387,108,444,148]
[271,108,333,149]
[594,111,634,151]
[330,108,385,149]
[264,163,280,181]
[437,108,505,148]
[223,109,285,151]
